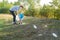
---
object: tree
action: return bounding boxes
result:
[2,0,8,7]
[54,9,60,20]
[39,5,49,18]
[50,0,60,19]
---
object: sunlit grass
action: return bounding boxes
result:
[0,14,12,19]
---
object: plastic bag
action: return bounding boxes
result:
[16,15,20,21]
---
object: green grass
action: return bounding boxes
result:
[0,14,60,40]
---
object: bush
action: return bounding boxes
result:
[0,7,9,13]
[25,8,35,16]
[0,3,13,13]
[54,9,60,20]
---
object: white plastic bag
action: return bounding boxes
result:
[16,15,20,21]
[52,33,58,37]
[33,25,37,29]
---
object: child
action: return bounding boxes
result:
[18,11,24,24]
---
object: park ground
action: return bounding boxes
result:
[0,14,60,40]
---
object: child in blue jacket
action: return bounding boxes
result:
[18,12,24,24]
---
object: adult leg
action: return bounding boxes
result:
[10,11,16,24]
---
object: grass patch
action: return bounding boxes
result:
[0,14,60,40]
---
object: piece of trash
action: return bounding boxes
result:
[22,23,27,25]
[33,25,37,29]
[52,33,58,37]
[20,23,27,25]
[16,15,19,21]
[38,34,43,36]
[44,25,47,27]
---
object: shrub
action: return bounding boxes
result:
[25,8,35,16]
[0,7,9,13]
